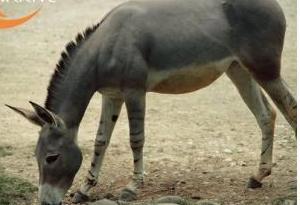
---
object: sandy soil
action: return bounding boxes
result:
[0,0,296,205]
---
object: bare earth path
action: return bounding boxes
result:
[0,1,296,204]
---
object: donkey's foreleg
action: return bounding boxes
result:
[120,90,146,201]
[258,78,297,135]
[73,96,123,203]
[227,63,276,188]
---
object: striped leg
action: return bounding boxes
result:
[120,90,146,201]
[227,63,276,188]
[73,96,123,203]
[258,77,297,135]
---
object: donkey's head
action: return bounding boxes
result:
[6,102,82,205]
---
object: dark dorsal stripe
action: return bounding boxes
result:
[44,23,101,111]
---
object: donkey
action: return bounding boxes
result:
[6,0,296,204]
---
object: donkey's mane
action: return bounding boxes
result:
[45,23,101,111]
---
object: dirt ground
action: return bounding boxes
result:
[0,0,297,205]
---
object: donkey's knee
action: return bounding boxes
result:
[257,104,276,134]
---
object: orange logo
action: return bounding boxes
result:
[0,8,40,29]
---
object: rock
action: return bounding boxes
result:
[224,158,232,162]
[156,204,183,205]
[240,161,247,167]
[196,200,221,205]
[89,199,118,205]
[158,148,164,153]
[155,196,188,205]
[103,192,115,200]
[272,197,296,205]
[223,149,233,154]
[191,194,202,200]
[72,191,89,204]
[188,140,193,145]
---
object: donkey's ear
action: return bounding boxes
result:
[29,101,63,127]
[5,104,45,126]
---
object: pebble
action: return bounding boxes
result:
[156,204,182,205]
[240,161,247,166]
[224,158,232,162]
[272,198,296,205]
[191,194,202,200]
[89,199,118,205]
[196,200,221,205]
[90,196,189,205]
[223,149,233,154]
[155,196,188,204]
[103,192,115,199]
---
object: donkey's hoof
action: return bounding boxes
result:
[72,191,89,203]
[247,177,262,189]
[119,188,137,202]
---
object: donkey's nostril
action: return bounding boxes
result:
[45,154,60,164]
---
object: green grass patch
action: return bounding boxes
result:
[0,145,37,204]
[0,146,13,157]
[0,170,37,205]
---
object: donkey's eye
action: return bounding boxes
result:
[45,154,60,164]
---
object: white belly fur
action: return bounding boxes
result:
[147,57,235,94]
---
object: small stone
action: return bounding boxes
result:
[89,199,118,205]
[158,148,164,153]
[176,180,186,185]
[103,193,114,199]
[191,194,202,200]
[196,200,221,205]
[224,178,234,184]
[72,191,89,203]
[230,162,237,166]
[272,197,296,205]
[236,149,243,153]
[155,196,187,204]
[240,161,247,167]
[224,158,232,162]
[223,149,233,154]
[157,203,182,205]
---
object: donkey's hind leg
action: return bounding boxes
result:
[238,48,296,135]
[226,62,276,188]
[73,95,123,203]
[258,78,297,135]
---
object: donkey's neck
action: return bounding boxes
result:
[56,61,97,129]
[45,24,100,129]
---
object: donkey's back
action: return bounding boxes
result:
[93,0,286,93]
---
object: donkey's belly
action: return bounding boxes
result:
[147,57,234,94]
